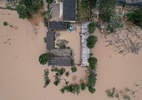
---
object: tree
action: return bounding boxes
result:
[61,84,80,95]
[98,0,117,22]
[46,0,54,3]
[65,72,70,77]
[43,69,50,88]
[107,13,124,33]
[87,72,97,87]
[88,57,97,70]
[39,53,50,65]
[87,35,98,48]
[3,21,9,26]
[126,8,142,28]
[54,80,60,86]
[88,86,96,94]
[88,21,96,33]
[80,83,87,90]
[16,0,43,19]
[71,67,77,73]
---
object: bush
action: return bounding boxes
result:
[43,17,48,27]
[43,69,50,88]
[39,53,50,65]
[46,0,53,3]
[54,80,60,86]
[87,35,98,49]
[71,67,77,73]
[107,13,124,33]
[60,84,80,95]
[44,37,47,43]
[65,72,70,77]
[80,83,87,90]
[88,57,97,70]
[98,0,117,22]
[87,72,97,87]
[3,21,9,26]
[88,21,96,33]
[16,0,43,19]
[88,86,96,94]
[126,8,142,28]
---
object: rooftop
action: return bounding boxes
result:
[48,49,72,66]
[63,0,76,21]
[48,21,67,30]
[46,31,55,50]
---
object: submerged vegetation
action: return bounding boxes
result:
[88,21,96,33]
[87,35,98,48]
[39,53,50,65]
[3,21,9,26]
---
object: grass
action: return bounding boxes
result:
[77,0,90,22]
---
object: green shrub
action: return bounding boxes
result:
[43,17,48,27]
[44,37,47,43]
[44,76,50,88]
[87,72,97,87]
[88,57,97,70]
[3,21,9,26]
[71,67,77,73]
[39,53,50,65]
[87,35,98,49]
[60,84,80,95]
[88,86,96,94]
[46,0,53,3]
[54,80,60,86]
[88,21,96,33]
[65,72,70,77]
[80,83,87,90]
[126,8,142,28]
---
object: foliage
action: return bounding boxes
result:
[106,88,115,98]
[88,57,97,70]
[88,21,96,33]
[61,84,80,95]
[90,52,93,57]
[16,0,43,19]
[107,13,124,33]
[88,86,96,94]
[3,21,9,26]
[54,80,60,86]
[46,0,54,3]
[90,0,97,8]
[44,37,47,43]
[43,69,50,88]
[71,59,75,66]
[98,0,117,22]
[67,22,71,28]
[39,53,50,65]
[41,11,47,16]
[80,83,87,91]
[71,67,77,73]
[43,17,48,27]
[44,76,50,88]
[87,72,97,87]
[51,67,66,76]
[87,35,98,48]
[65,72,70,77]
[126,8,142,28]
[77,0,90,21]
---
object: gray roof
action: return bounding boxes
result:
[63,0,76,21]
[48,21,67,30]
[48,49,72,66]
[49,49,71,56]
[118,0,142,6]
[48,57,71,66]
[47,31,55,50]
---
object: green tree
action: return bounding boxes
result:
[80,83,87,91]
[88,57,97,70]
[107,13,124,33]
[43,69,50,88]
[54,80,60,86]
[3,21,9,26]
[46,0,54,3]
[39,53,50,65]
[61,84,80,95]
[65,72,70,77]
[126,8,142,28]
[88,21,96,33]
[16,0,43,19]
[98,0,117,22]
[71,67,77,73]
[88,86,96,94]
[87,72,97,87]
[87,35,98,48]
